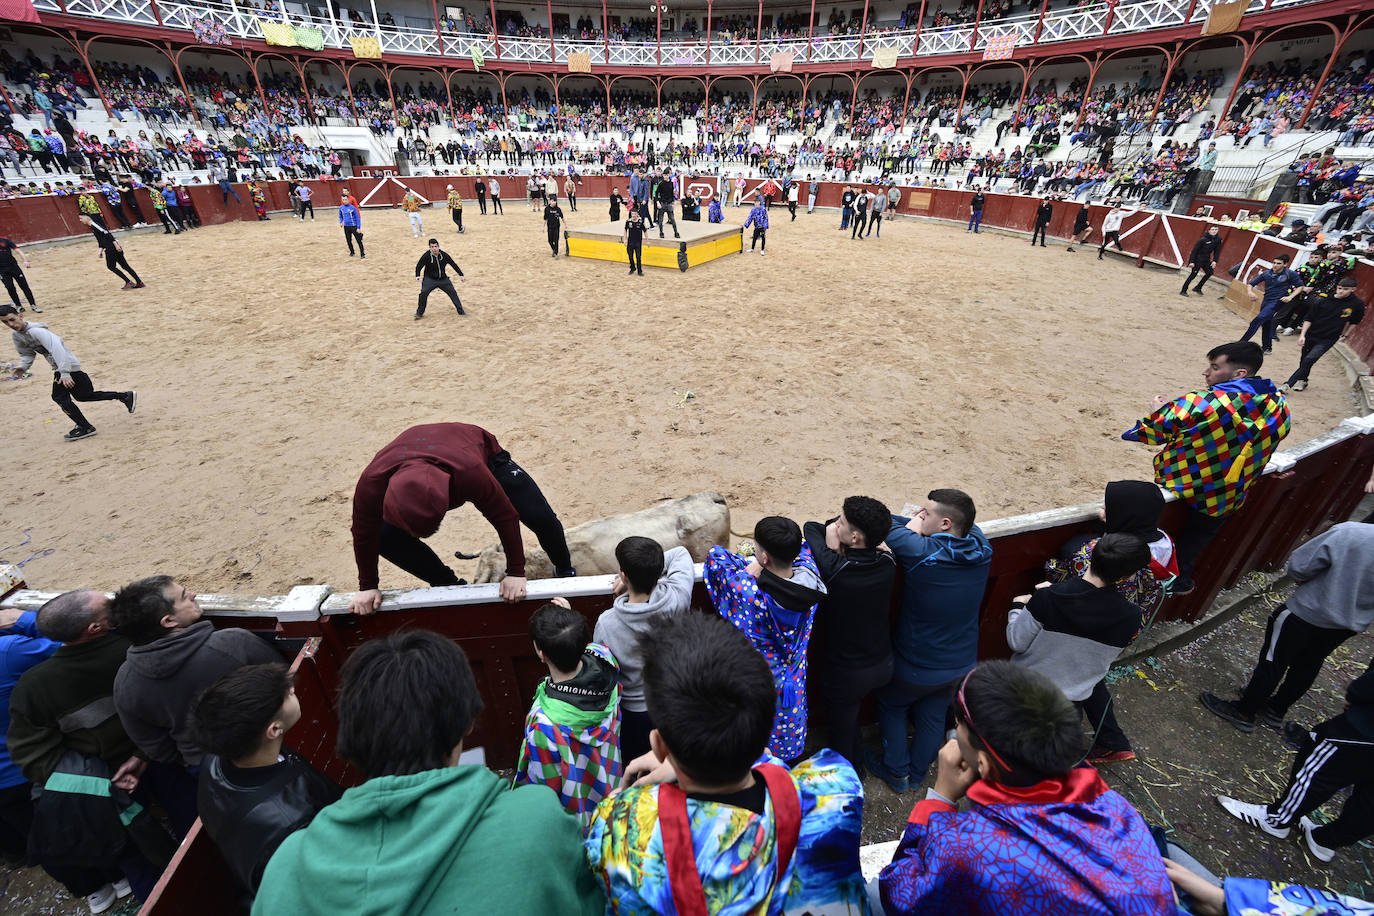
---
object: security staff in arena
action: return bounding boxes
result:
[413,239,466,320]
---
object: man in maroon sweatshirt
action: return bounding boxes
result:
[348,423,575,613]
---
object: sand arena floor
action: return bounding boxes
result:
[0,202,1360,595]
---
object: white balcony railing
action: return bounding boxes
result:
[36,0,1325,70]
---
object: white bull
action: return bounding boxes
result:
[471,492,730,583]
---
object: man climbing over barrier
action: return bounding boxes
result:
[348,422,577,614]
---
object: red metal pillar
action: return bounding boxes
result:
[149,0,164,26]
[899,71,914,131]
[1183,0,1200,24]
[857,0,872,57]
[656,1,663,67]
[604,74,611,132]
[955,65,970,120]
[489,0,501,59]
[499,73,510,122]
[1101,0,1118,36]
[382,64,397,126]
[705,0,713,66]
[547,0,556,61]
[1032,0,1051,42]
[601,0,610,61]
[1217,39,1256,127]
[1297,35,1343,129]
[806,0,816,61]
[754,0,763,65]
[431,0,446,54]
[1072,56,1099,132]
[343,65,361,125]
[249,56,271,118]
[968,0,985,51]
[442,68,454,121]
[848,75,858,131]
[75,36,114,118]
[1013,65,1031,124]
[1149,48,1180,120]
[166,45,193,113]
[554,76,561,133]
[912,0,928,54]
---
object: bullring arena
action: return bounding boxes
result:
[1,195,1359,593]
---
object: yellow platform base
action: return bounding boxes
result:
[565,220,743,271]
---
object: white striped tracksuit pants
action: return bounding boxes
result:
[1266,713,1374,849]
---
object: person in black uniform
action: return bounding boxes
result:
[850,188,869,240]
[0,236,41,312]
[653,171,679,239]
[78,215,144,289]
[840,186,856,231]
[413,239,466,320]
[1181,225,1223,296]
[543,195,565,258]
[474,177,487,215]
[609,187,624,222]
[1031,196,1053,247]
[622,211,646,276]
[967,188,986,233]
[1067,202,1091,252]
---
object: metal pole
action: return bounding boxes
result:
[858,0,872,57]
[754,0,763,65]
[548,0,556,62]
[1032,0,1050,43]
[489,0,501,59]
[969,0,985,51]
[912,0,928,54]
[657,1,663,67]
[705,0,712,66]
[431,0,446,55]
[806,0,816,61]
[602,0,610,62]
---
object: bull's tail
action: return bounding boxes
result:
[454,549,481,560]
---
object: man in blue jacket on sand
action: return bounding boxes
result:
[338,197,365,259]
[867,489,993,794]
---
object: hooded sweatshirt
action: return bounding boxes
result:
[351,423,524,590]
[1122,377,1290,517]
[253,765,605,916]
[705,545,827,760]
[10,321,81,374]
[113,620,280,766]
[1007,577,1142,702]
[886,519,994,685]
[515,643,622,827]
[1284,522,1374,632]
[593,545,694,713]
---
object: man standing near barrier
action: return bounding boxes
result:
[622,210,646,276]
[338,197,365,259]
[0,237,41,313]
[543,195,565,259]
[1097,201,1134,259]
[1281,276,1365,393]
[348,422,577,613]
[807,175,818,214]
[1067,201,1091,252]
[967,187,986,233]
[413,239,466,320]
[1031,196,1053,247]
[79,216,145,290]
[1181,225,1223,296]
[1122,341,1290,594]
[474,177,487,215]
[2,305,136,441]
[868,186,887,239]
[1241,254,1303,353]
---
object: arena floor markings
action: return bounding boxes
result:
[0,206,1358,595]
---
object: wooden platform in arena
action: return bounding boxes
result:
[565,219,742,271]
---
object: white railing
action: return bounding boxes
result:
[37,0,1326,69]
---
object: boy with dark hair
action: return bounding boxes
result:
[1007,533,1152,763]
[705,517,827,762]
[110,575,281,769]
[1282,275,1364,393]
[871,489,993,794]
[586,612,869,915]
[254,630,603,915]
[516,598,622,827]
[803,496,897,772]
[879,661,1174,915]
[594,537,693,762]
[188,664,342,896]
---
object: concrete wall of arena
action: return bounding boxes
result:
[2,415,1372,916]
[4,177,1372,360]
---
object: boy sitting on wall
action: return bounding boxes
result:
[586,611,870,914]
[515,597,622,828]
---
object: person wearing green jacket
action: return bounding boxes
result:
[252,630,604,916]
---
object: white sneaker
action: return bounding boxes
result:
[113,878,132,898]
[1300,816,1336,862]
[1217,795,1290,838]
[87,884,117,915]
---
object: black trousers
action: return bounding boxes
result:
[868,212,882,236]
[1078,679,1131,752]
[343,226,365,257]
[490,196,503,214]
[1098,230,1123,256]
[621,709,654,764]
[417,277,463,315]
[1286,337,1339,386]
[123,199,144,224]
[450,208,463,231]
[1175,506,1227,585]
[1182,261,1214,292]
[51,370,125,429]
[1031,222,1048,245]
[657,206,678,237]
[787,199,797,220]
[0,781,32,863]
[750,227,766,251]
[2,268,35,307]
[379,451,573,585]
[109,203,132,229]
[103,248,142,285]
[626,242,642,272]
[1238,603,1355,716]
[547,227,560,254]
[851,212,868,238]
[476,194,486,214]
[568,193,576,211]
[299,200,314,220]
[156,208,177,233]
[1268,713,1374,848]
[817,657,893,772]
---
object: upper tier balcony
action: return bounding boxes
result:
[29,0,1330,69]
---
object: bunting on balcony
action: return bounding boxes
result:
[350,35,383,58]
[982,34,1015,60]
[567,52,591,73]
[0,0,39,24]
[472,46,484,70]
[192,17,232,45]
[261,21,297,47]
[871,46,899,69]
[294,26,325,50]
[1203,0,1244,34]
[769,51,794,73]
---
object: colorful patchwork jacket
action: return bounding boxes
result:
[704,545,825,761]
[1122,378,1290,517]
[879,767,1175,916]
[514,643,622,829]
[585,749,869,916]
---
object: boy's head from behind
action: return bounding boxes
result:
[641,612,775,788]
[615,536,665,595]
[953,660,1084,787]
[188,663,298,764]
[754,516,802,568]
[1088,533,1151,583]
[530,600,591,673]
[336,630,484,778]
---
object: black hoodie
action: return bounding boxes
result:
[804,519,897,670]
